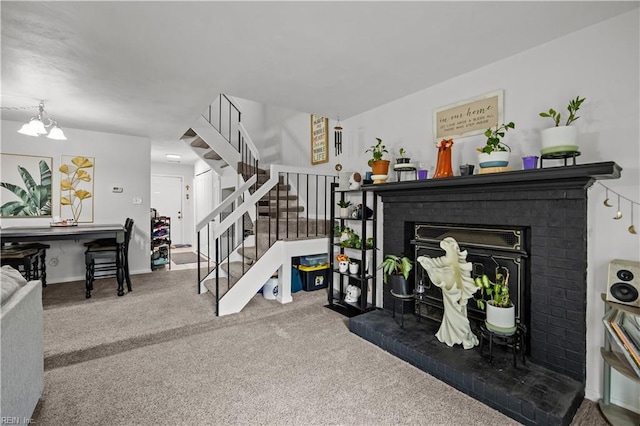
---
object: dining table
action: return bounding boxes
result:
[1,224,129,296]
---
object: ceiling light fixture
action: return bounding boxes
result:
[17,102,67,140]
[166,154,182,160]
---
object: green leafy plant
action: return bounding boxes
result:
[474,271,512,310]
[378,254,413,284]
[398,147,407,158]
[0,160,52,216]
[477,122,515,154]
[365,138,388,167]
[337,199,352,208]
[539,96,586,127]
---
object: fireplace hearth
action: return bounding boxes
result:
[350,162,621,425]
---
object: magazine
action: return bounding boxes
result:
[602,308,640,376]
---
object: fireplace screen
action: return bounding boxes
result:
[413,224,528,326]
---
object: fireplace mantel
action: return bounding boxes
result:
[350,161,623,424]
[364,161,621,196]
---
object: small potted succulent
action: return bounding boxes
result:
[336,253,349,273]
[337,199,352,218]
[539,96,585,153]
[378,254,414,296]
[396,147,410,165]
[365,138,390,182]
[474,268,515,330]
[477,122,515,169]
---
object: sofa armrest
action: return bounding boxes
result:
[0,279,44,421]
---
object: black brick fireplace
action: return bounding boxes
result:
[349,162,621,425]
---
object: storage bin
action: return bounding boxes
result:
[291,267,303,293]
[299,253,329,267]
[294,264,329,291]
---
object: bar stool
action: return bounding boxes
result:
[1,246,40,284]
[10,243,51,286]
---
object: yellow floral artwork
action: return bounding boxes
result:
[59,156,94,223]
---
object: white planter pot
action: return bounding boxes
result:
[339,207,349,218]
[478,151,510,168]
[486,303,515,330]
[540,126,578,153]
[349,262,359,274]
[338,261,349,273]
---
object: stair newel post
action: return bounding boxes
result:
[215,226,220,316]
[197,230,201,293]
[269,172,281,246]
[285,172,290,240]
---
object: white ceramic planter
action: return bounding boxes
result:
[486,303,515,329]
[339,207,349,218]
[349,262,359,274]
[478,151,510,168]
[338,261,349,273]
[540,126,578,151]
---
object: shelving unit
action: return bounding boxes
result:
[598,293,640,426]
[327,182,378,317]
[151,216,171,270]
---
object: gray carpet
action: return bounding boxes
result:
[35,269,606,425]
[171,251,208,264]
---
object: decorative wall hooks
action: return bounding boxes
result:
[598,182,639,235]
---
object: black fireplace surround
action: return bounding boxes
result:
[348,162,621,425]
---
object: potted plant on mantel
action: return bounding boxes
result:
[539,95,586,154]
[365,138,390,183]
[474,269,515,331]
[379,254,414,296]
[477,122,515,170]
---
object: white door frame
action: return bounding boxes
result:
[151,174,184,246]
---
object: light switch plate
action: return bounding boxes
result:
[132,197,142,205]
[112,186,123,193]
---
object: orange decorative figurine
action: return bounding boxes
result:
[433,139,454,178]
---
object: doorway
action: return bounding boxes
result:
[151,175,184,245]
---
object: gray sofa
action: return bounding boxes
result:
[0,266,44,421]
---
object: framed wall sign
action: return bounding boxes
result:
[0,153,53,217]
[310,114,329,165]
[433,90,504,140]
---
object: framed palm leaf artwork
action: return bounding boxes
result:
[59,155,95,223]
[0,153,53,217]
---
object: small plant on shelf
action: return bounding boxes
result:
[539,96,586,127]
[336,253,349,263]
[337,200,352,208]
[365,138,388,167]
[477,122,515,154]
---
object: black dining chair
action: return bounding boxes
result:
[84,218,134,298]
[84,217,133,248]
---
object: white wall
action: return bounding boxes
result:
[1,120,152,282]
[150,161,195,246]
[331,11,638,410]
[202,12,640,407]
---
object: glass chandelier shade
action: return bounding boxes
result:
[17,102,67,140]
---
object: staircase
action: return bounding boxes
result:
[183,95,337,316]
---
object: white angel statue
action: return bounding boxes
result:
[417,237,479,349]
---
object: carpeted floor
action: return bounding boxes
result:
[171,251,208,265]
[35,269,607,425]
